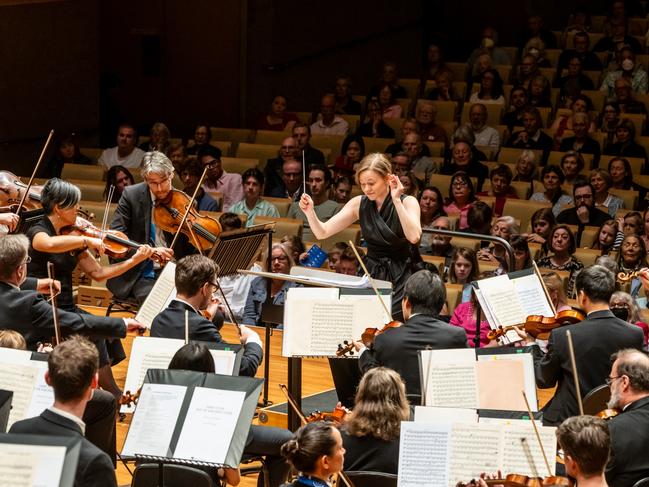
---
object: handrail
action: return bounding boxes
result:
[421,227,516,272]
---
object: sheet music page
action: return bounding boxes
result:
[25,361,54,420]
[398,421,451,487]
[420,350,479,408]
[174,388,246,465]
[209,350,237,375]
[338,293,392,324]
[135,262,177,328]
[448,423,502,487]
[476,275,526,327]
[307,301,355,356]
[0,363,38,428]
[501,423,557,478]
[477,352,538,411]
[512,274,554,317]
[0,347,33,364]
[122,383,186,457]
[0,443,66,487]
[414,406,478,423]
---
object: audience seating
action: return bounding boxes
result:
[363,137,393,155]
[222,157,259,175]
[609,188,639,210]
[580,226,600,248]
[339,114,360,132]
[427,100,458,123]
[574,248,602,267]
[311,134,345,158]
[445,283,464,315]
[450,237,480,251]
[423,141,446,157]
[294,111,313,125]
[263,197,292,217]
[497,148,543,164]
[502,199,551,232]
[79,147,104,163]
[76,182,105,202]
[62,163,105,181]
[211,140,233,156]
[210,127,255,143]
[236,143,279,165]
[255,215,303,239]
[421,255,446,274]
[254,130,288,146]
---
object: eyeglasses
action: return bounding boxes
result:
[22,256,32,266]
[605,376,624,385]
[452,181,469,188]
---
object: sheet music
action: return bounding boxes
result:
[477,275,526,326]
[174,388,245,465]
[398,421,451,487]
[513,274,554,317]
[501,423,557,477]
[24,361,54,420]
[477,352,538,411]
[420,350,478,408]
[0,443,66,487]
[0,363,38,428]
[122,383,186,457]
[135,262,177,328]
[448,423,502,486]
[413,406,478,423]
[209,350,237,375]
[308,302,355,356]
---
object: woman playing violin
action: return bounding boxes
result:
[300,153,422,319]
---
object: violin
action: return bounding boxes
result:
[305,404,349,424]
[153,189,222,251]
[487,310,585,342]
[0,171,43,211]
[595,408,620,420]
[120,388,141,407]
[336,320,403,357]
[618,270,641,282]
[478,474,572,486]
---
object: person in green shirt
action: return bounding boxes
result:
[230,168,280,227]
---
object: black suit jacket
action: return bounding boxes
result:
[606,396,649,487]
[556,206,611,239]
[531,310,643,425]
[358,313,467,398]
[0,282,125,350]
[10,409,117,487]
[150,300,263,377]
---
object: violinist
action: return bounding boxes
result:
[151,254,262,377]
[106,151,180,303]
[0,212,19,234]
[357,270,467,399]
[604,349,649,487]
[517,265,644,426]
[341,367,410,475]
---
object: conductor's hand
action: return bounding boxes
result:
[36,278,61,297]
[133,244,155,263]
[0,213,19,233]
[388,174,404,201]
[153,246,174,263]
[299,193,314,214]
[124,318,147,335]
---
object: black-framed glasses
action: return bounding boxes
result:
[22,256,32,266]
[605,376,624,385]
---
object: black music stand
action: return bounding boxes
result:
[14,208,45,234]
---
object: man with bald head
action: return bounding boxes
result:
[402,132,439,183]
[420,216,453,273]
[268,159,304,200]
[264,135,300,196]
[310,94,349,135]
[415,101,448,145]
[469,103,500,153]
[605,348,649,486]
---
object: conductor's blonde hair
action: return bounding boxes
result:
[355,153,393,185]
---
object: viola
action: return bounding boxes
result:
[336,320,403,357]
[0,171,43,211]
[153,189,222,251]
[487,310,585,342]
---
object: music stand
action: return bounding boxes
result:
[14,208,45,234]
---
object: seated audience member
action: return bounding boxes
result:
[511,235,533,271]
[557,179,610,234]
[332,135,365,179]
[536,225,584,299]
[603,118,648,163]
[513,149,538,184]
[543,271,572,313]
[335,247,359,276]
[356,100,395,138]
[558,113,601,166]
[168,343,292,487]
[292,123,325,165]
[103,165,134,203]
[552,95,596,139]
[608,157,633,191]
[242,243,301,327]
[391,151,411,176]
[167,141,186,173]
[591,219,619,255]
[557,416,611,487]
[556,55,596,106]
[230,168,280,227]
[616,234,647,298]
[375,83,402,119]
[327,242,348,270]
[468,69,506,107]
[150,254,262,377]
[139,122,170,153]
[502,86,529,132]
[333,75,362,115]
[419,42,453,92]
[368,61,408,100]
[42,133,92,178]
[280,422,345,487]
[478,164,519,216]
[180,158,220,211]
[643,210,649,250]
[268,159,304,201]
[558,31,603,72]
[477,216,520,272]
[358,271,467,398]
[198,145,243,212]
[419,186,447,245]
[287,164,340,242]
[340,367,410,474]
[311,94,349,136]
[594,19,642,54]
[465,201,493,241]
[98,123,145,169]
[9,336,118,487]
[255,94,298,132]
[385,118,430,157]
[425,70,463,102]
[528,74,553,109]
[601,47,648,99]
[604,348,649,486]
[399,172,419,198]
[612,77,647,115]
[447,247,479,303]
[523,36,552,68]
[186,124,211,156]
[517,15,557,49]
[421,216,453,268]
[264,136,300,196]
[530,165,574,217]
[443,172,477,230]
[415,100,448,145]
[600,103,622,150]
[622,211,643,237]
[596,254,619,275]
[610,291,649,346]
[525,207,556,248]
[403,132,439,183]
[450,271,494,347]
[506,106,553,164]
[281,235,306,264]
[467,26,511,71]
[512,54,540,91]
[470,52,493,82]
[331,176,353,204]
[440,140,489,191]
[468,103,501,153]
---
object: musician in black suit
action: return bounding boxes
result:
[357,270,467,400]
[518,265,644,426]
[10,336,117,487]
[0,234,146,350]
[605,348,649,487]
[106,151,182,303]
[151,254,263,377]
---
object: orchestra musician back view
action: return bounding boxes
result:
[518,265,644,426]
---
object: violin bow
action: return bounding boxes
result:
[566,330,584,415]
[522,390,553,477]
[16,130,54,215]
[212,271,242,336]
[100,185,115,243]
[302,150,306,195]
[184,310,189,345]
[347,241,392,321]
[47,262,61,346]
[168,165,211,253]
[278,383,308,425]
[533,260,556,316]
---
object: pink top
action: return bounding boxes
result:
[382,104,403,119]
[203,170,244,212]
[443,201,474,229]
[449,301,491,347]
[635,321,649,347]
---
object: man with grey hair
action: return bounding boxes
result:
[357,270,467,399]
[605,349,649,486]
[415,100,448,145]
[468,103,501,152]
[420,216,454,274]
[519,265,644,426]
[107,151,178,303]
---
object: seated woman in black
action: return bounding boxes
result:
[340,367,409,475]
[280,422,345,487]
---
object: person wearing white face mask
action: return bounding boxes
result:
[600,47,648,99]
[467,26,511,76]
